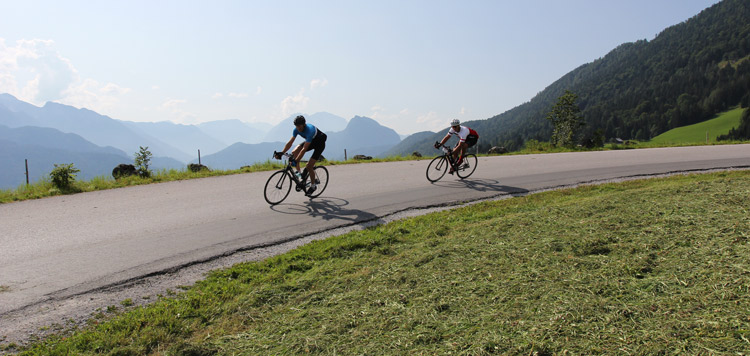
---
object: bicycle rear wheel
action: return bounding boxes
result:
[456,154,478,179]
[426,156,448,182]
[308,166,329,198]
[264,170,292,205]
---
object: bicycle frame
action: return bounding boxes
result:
[265,151,329,204]
[437,144,460,170]
[274,152,305,187]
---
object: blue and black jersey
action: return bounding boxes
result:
[292,123,327,160]
[292,124,320,143]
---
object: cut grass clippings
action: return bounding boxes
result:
[12,170,750,355]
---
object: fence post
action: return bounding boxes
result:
[25,159,29,185]
[344,149,347,161]
[198,149,201,165]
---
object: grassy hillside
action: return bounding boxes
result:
[650,107,744,144]
[11,170,750,355]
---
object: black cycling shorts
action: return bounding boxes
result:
[298,132,327,161]
[465,134,478,148]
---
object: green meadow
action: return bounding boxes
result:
[650,107,744,144]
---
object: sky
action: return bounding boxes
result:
[0,0,721,135]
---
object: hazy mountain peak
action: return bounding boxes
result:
[0,93,40,113]
[348,115,378,125]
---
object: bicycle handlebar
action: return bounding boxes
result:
[273,151,293,159]
[434,142,451,153]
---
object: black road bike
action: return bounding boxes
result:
[426,142,478,182]
[264,152,329,205]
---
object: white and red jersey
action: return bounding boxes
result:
[448,126,478,143]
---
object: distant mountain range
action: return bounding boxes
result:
[0,94,193,162]
[196,116,402,169]
[197,119,272,146]
[0,94,404,189]
[0,124,184,189]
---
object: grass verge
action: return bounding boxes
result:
[10,170,750,355]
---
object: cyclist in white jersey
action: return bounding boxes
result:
[435,119,479,174]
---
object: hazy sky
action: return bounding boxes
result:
[1,0,720,134]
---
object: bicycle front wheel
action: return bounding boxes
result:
[456,154,478,179]
[264,170,292,205]
[308,166,329,198]
[426,156,448,182]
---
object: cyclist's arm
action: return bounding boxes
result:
[452,143,465,156]
[438,133,451,147]
[281,136,296,154]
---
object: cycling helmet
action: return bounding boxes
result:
[450,119,460,126]
[293,115,306,126]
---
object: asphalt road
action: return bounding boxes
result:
[1,144,749,336]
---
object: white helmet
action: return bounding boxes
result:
[450,119,460,126]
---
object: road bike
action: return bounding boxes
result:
[426,142,478,182]
[264,152,329,205]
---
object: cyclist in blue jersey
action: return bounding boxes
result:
[275,115,327,196]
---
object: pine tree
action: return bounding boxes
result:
[546,90,585,148]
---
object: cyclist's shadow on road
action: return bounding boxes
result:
[269,197,381,224]
[432,178,529,195]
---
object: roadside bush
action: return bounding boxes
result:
[188,163,209,172]
[134,146,153,178]
[112,164,137,179]
[580,129,606,148]
[50,163,80,191]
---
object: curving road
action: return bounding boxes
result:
[1,144,749,341]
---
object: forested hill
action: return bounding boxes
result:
[390,0,750,156]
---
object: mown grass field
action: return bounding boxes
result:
[8,170,749,355]
[650,107,744,144]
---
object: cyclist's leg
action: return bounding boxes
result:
[450,143,460,162]
[459,136,477,166]
[456,142,468,163]
[306,158,317,183]
[465,135,478,152]
[450,143,463,173]
[291,144,304,173]
[307,137,325,184]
